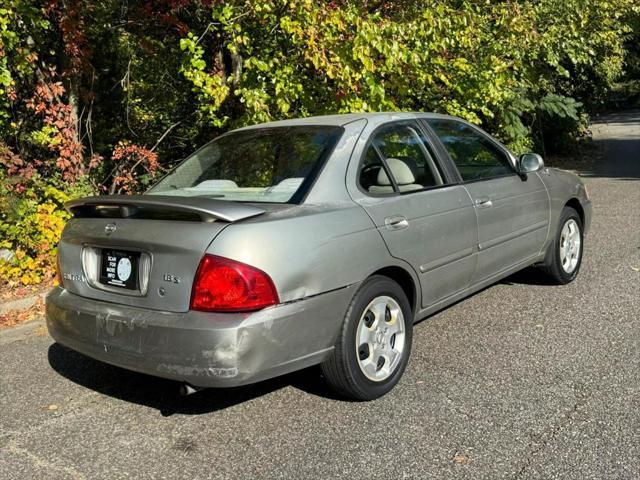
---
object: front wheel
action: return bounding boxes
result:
[539,206,584,284]
[321,275,413,400]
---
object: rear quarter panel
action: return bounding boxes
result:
[206,204,418,305]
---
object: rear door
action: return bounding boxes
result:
[425,118,550,283]
[353,120,478,308]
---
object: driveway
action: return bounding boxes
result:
[1,112,639,480]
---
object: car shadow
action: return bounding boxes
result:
[499,266,560,286]
[47,343,346,416]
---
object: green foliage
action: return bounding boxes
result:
[2,0,637,165]
[0,1,50,133]
[176,0,636,152]
[0,174,92,285]
[179,32,231,127]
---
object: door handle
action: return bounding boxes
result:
[474,197,493,208]
[385,215,409,230]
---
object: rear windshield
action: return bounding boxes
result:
[147,126,343,203]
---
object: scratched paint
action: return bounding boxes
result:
[157,364,239,378]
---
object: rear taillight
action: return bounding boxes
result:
[190,255,279,312]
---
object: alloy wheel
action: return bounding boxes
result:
[355,295,406,382]
[559,218,581,273]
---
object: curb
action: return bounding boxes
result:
[0,291,48,315]
[0,318,46,345]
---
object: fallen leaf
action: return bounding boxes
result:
[0,298,45,329]
[452,454,467,464]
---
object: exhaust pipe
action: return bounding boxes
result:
[179,383,202,396]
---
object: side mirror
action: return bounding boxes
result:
[518,153,544,174]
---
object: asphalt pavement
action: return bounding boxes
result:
[1,111,639,480]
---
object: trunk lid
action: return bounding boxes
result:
[59,196,265,313]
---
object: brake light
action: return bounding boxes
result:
[190,255,279,312]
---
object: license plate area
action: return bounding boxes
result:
[99,249,140,290]
[82,245,152,296]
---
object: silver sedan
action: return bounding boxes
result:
[47,112,591,400]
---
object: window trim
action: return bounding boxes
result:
[371,142,400,193]
[405,124,445,185]
[421,117,518,184]
[289,126,346,204]
[356,120,457,198]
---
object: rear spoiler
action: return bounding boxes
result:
[65,195,265,223]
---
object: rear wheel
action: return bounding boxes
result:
[321,275,413,400]
[539,206,584,284]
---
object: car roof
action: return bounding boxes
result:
[236,112,459,130]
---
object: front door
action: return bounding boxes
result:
[425,118,550,283]
[354,121,478,308]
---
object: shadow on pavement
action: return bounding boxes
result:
[577,138,640,179]
[48,343,343,416]
[546,110,640,180]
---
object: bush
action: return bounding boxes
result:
[0,174,93,286]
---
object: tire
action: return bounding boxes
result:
[321,275,413,400]
[539,206,584,284]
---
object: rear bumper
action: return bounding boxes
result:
[46,285,356,388]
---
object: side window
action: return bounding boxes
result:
[427,119,513,181]
[359,123,444,195]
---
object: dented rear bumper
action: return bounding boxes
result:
[46,285,356,388]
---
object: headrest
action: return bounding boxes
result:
[377,158,416,186]
[267,177,304,192]
[194,180,238,189]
